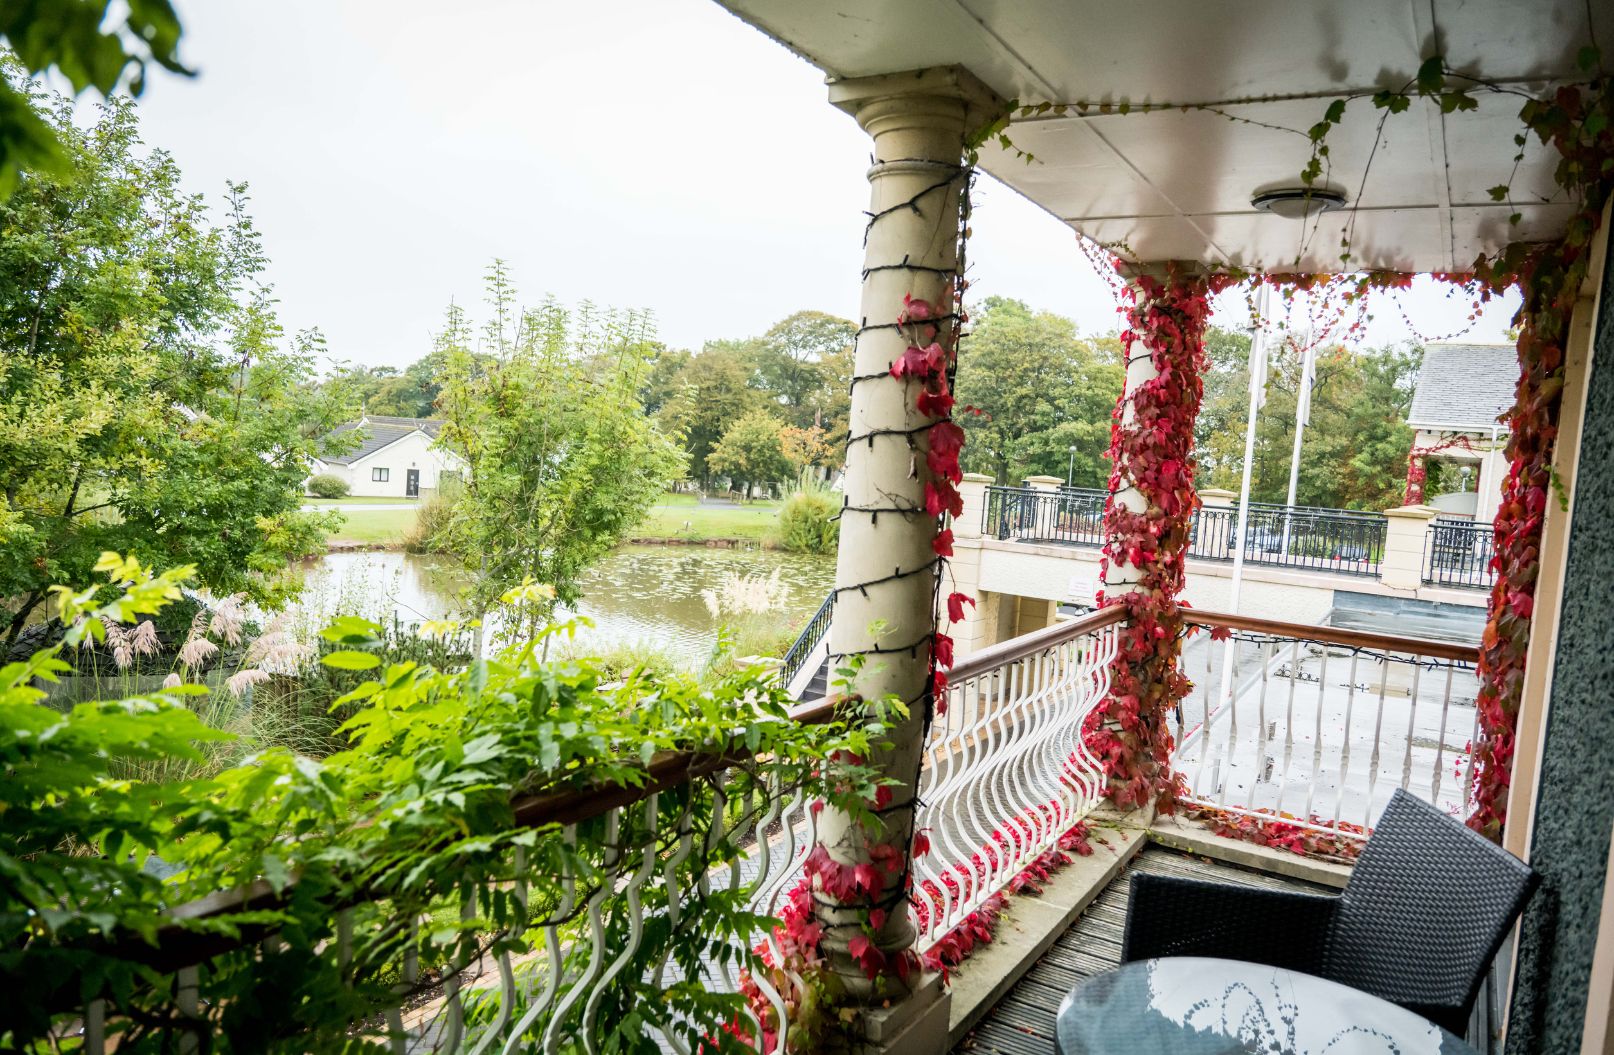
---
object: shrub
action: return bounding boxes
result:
[771,486,840,554]
[403,476,462,553]
[306,473,350,499]
[2,555,897,1052]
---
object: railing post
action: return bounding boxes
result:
[945,474,996,662]
[957,472,991,542]
[1380,504,1442,591]
[1197,487,1236,510]
[820,65,1005,1053]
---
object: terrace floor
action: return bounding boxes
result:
[950,845,1331,1055]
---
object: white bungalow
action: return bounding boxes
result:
[309,415,467,499]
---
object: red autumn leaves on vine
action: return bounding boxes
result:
[1091,269,1229,813]
[1403,434,1479,505]
[1465,71,1611,840]
[890,291,973,707]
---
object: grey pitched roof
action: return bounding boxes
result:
[319,416,443,465]
[365,415,444,438]
[1407,343,1516,431]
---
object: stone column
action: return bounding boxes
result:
[816,66,1004,1045]
[1380,503,1442,591]
[1024,474,1062,492]
[1094,264,1216,814]
[1197,487,1236,510]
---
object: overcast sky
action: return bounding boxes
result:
[122,0,1520,370]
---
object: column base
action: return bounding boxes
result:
[850,971,951,1055]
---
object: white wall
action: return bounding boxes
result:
[345,432,464,498]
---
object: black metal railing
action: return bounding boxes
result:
[779,591,834,690]
[982,485,1387,578]
[1423,517,1497,590]
[1189,501,1386,577]
[984,485,1109,546]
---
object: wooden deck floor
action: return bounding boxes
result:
[951,845,1332,1055]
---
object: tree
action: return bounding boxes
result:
[0,88,349,646]
[1195,331,1422,510]
[780,423,836,475]
[1,7,189,196]
[321,345,455,419]
[656,342,763,487]
[954,297,1124,486]
[639,344,692,416]
[708,409,793,497]
[752,311,856,429]
[434,263,684,639]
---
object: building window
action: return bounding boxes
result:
[372,468,390,482]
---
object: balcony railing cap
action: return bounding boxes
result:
[1384,503,1445,520]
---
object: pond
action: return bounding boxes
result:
[289,545,836,668]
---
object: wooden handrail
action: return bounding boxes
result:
[83,603,1473,978]
[949,605,1126,681]
[1183,608,1480,663]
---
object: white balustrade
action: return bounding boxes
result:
[1173,615,1481,839]
[911,611,1122,951]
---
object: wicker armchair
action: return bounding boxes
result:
[1122,790,1538,1034]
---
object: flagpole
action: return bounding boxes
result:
[1282,325,1316,553]
[1215,283,1271,718]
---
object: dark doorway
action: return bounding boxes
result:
[406,469,420,497]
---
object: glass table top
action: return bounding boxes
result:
[1055,957,1480,1055]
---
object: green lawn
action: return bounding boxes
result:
[321,495,783,547]
[326,507,417,544]
[634,501,782,542]
[307,496,419,506]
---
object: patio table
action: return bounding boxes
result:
[1055,956,1480,1055]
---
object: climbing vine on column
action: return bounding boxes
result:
[1092,267,1231,813]
[1464,71,1612,839]
[736,153,978,1047]
[1403,435,1481,505]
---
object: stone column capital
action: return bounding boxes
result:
[827,65,1009,139]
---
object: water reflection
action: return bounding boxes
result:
[290,546,835,667]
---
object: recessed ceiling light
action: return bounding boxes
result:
[1251,187,1348,220]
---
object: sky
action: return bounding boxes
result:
[118,0,1521,371]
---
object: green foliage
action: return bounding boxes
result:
[655,340,767,486]
[320,345,464,418]
[305,473,350,499]
[0,557,898,1052]
[653,312,855,485]
[955,297,1124,485]
[709,408,793,496]
[402,473,461,553]
[1196,330,1422,510]
[750,310,856,442]
[771,481,840,555]
[0,5,188,197]
[0,85,353,645]
[433,262,685,635]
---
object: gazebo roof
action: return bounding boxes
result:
[714,0,1607,274]
[1407,342,1517,432]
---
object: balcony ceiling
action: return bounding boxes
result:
[713,0,1609,274]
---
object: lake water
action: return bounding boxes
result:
[291,545,835,667]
